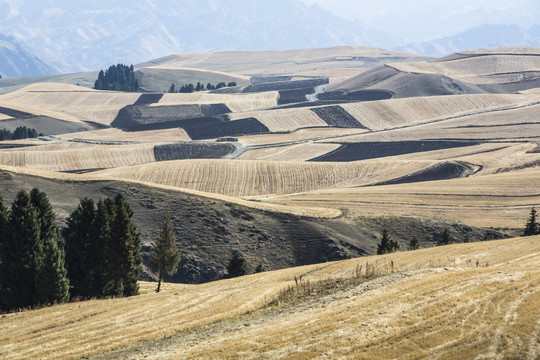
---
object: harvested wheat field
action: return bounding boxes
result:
[141,46,428,75]
[339,93,540,131]
[237,142,342,161]
[91,159,442,197]
[267,167,540,228]
[387,47,540,85]
[0,83,141,125]
[1,236,538,359]
[56,128,191,143]
[0,142,156,171]
[228,106,328,132]
[153,91,279,112]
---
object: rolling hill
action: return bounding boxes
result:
[0,44,539,358]
[1,236,538,359]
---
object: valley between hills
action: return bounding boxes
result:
[0,45,539,359]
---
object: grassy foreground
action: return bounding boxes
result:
[1,236,539,359]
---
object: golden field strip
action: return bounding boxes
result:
[1,236,538,359]
[91,159,441,197]
[266,167,540,229]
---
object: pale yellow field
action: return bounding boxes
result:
[238,142,341,161]
[336,101,540,143]
[340,93,540,130]
[56,128,191,143]
[91,159,441,197]
[0,83,140,124]
[289,67,369,84]
[1,236,538,359]
[266,167,540,228]
[236,127,363,147]
[0,142,156,171]
[153,91,279,112]
[145,46,425,75]
[389,47,540,85]
[229,106,328,132]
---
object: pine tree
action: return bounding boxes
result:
[438,228,452,246]
[64,197,96,298]
[30,188,69,305]
[225,251,248,278]
[409,237,420,250]
[255,263,265,273]
[149,216,181,292]
[523,206,539,236]
[377,229,399,255]
[169,83,176,93]
[1,190,41,310]
[85,198,113,297]
[34,238,69,306]
[106,193,141,297]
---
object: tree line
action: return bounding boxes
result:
[94,64,139,92]
[0,190,141,312]
[167,81,237,93]
[0,126,41,141]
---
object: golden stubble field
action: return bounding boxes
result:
[1,236,539,359]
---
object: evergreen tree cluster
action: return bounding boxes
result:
[168,81,237,93]
[523,206,540,236]
[0,190,141,312]
[64,193,142,299]
[0,126,41,141]
[94,64,139,92]
[0,189,69,311]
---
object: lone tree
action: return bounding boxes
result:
[438,228,452,246]
[523,206,539,236]
[225,251,248,278]
[377,229,400,255]
[409,237,420,251]
[149,216,181,293]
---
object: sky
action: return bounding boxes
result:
[300,0,540,43]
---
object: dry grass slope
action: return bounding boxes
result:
[1,236,538,359]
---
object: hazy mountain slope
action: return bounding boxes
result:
[0,34,59,77]
[401,24,540,57]
[0,0,385,73]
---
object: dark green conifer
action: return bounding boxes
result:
[377,229,399,255]
[149,216,181,293]
[30,188,69,305]
[409,237,420,250]
[438,228,452,246]
[523,206,539,236]
[1,190,41,309]
[225,251,248,278]
[64,197,96,298]
[106,193,141,297]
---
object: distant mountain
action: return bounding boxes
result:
[0,0,387,74]
[0,34,59,77]
[400,24,540,57]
